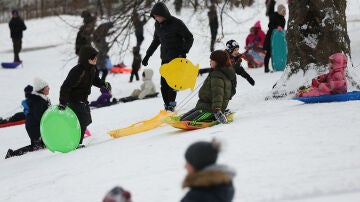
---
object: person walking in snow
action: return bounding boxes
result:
[180,50,235,124]
[59,46,111,148]
[75,10,96,56]
[142,2,194,112]
[181,139,236,202]
[5,78,51,159]
[9,9,26,62]
[263,0,286,73]
[296,53,348,97]
[129,46,142,83]
[208,3,219,52]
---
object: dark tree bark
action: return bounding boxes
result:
[270,0,360,99]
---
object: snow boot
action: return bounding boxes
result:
[5,149,14,159]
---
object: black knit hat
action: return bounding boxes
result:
[185,139,221,170]
[210,50,230,68]
[226,39,239,53]
[24,85,33,93]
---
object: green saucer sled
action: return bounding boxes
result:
[40,105,81,153]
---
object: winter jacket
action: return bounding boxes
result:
[146,2,194,63]
[21,98,30,116]
[132,52,142,71]
[301,65,347,97]
[75,24,94,55]
[256,28,266,47]
[131,69,157,99]
[25,93,50,143]
[263,0,286,51]
[60,46,105,105]
[227,51,255,87]
[90,87,112,107]
[9,17,26,39]
[181,164,236,202]
[195,66,236,112]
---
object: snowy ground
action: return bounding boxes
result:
[1,1,360,201]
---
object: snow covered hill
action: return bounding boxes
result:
[1,1,360,201]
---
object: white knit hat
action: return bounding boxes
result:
[33,77,48,92]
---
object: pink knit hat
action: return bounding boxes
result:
[254,21,261,28]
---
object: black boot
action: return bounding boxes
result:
[5,149,14,159]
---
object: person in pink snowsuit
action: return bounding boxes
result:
[253,21,266,47]
[297,53,347,97]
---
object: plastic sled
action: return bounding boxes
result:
[271,30,287,71]
[1,62,21,68]
[293,91,360,103]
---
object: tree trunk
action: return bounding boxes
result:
[270,0,360,99]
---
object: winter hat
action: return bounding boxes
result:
[12,10,18,16]
[253,20,261,28]
[24,85,33,93]
[226,40,239,54]
[185,139,221,170]
[329,53,347,69]
[33,77,48,92]
[210,50,230,68]
[103,186,132,202]
[277,4,286,16]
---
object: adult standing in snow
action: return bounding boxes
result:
[208,3,219,52]
[93,21,114,81]
[142,2,194,112]
[132,11,147,47]
[263,0,286,73]
[75,10,96,56]
[181,139,236,202]
[59,46,111,148]
[5,78,51,159]
[9,9,26,62]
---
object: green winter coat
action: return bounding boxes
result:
[195,66,236,112]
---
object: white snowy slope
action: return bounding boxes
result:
[0,0,360,201]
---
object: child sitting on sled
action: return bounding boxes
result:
[89,86,113,107]
[115,69,157,103]
[296,53,347,97]
[180,50,235,124]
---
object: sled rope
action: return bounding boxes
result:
[176,79,204,112]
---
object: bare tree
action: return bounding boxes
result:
[269,0,360,99]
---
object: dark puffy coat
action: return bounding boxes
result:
[25,93,50,143]
[9,17,26,39]
[60,46,105,105]
[181,165,236,202]
[263,0,286,51]
[195,66,236,112]
[228,51,255,87]
[146,2,194,63]
[75,24,94,55]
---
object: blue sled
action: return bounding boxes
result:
[1,62,21,68]
[293,91,360,103]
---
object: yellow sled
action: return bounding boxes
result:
[108,110,175,138]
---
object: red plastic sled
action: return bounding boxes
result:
[0,119,26,128]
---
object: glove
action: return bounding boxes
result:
[142,55,150,66]
[104,82,112,91]
[178,54,187,58]
[58,104,66,111]
[247,76,255,86]
[213,110,228,124]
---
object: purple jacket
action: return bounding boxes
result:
[90,87,112,107]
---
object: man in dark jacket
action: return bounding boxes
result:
[9,10,26,62]
[142,2,194,112]
[263,0,286,73]
[208,4,218,52]
[59,46,111,147]
[181,139,236,202]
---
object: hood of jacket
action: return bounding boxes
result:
[212,66,236,81]
[182,164,236,188]
[78,46,98,66]
[150,2,172,20]
[143,68,154,81]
